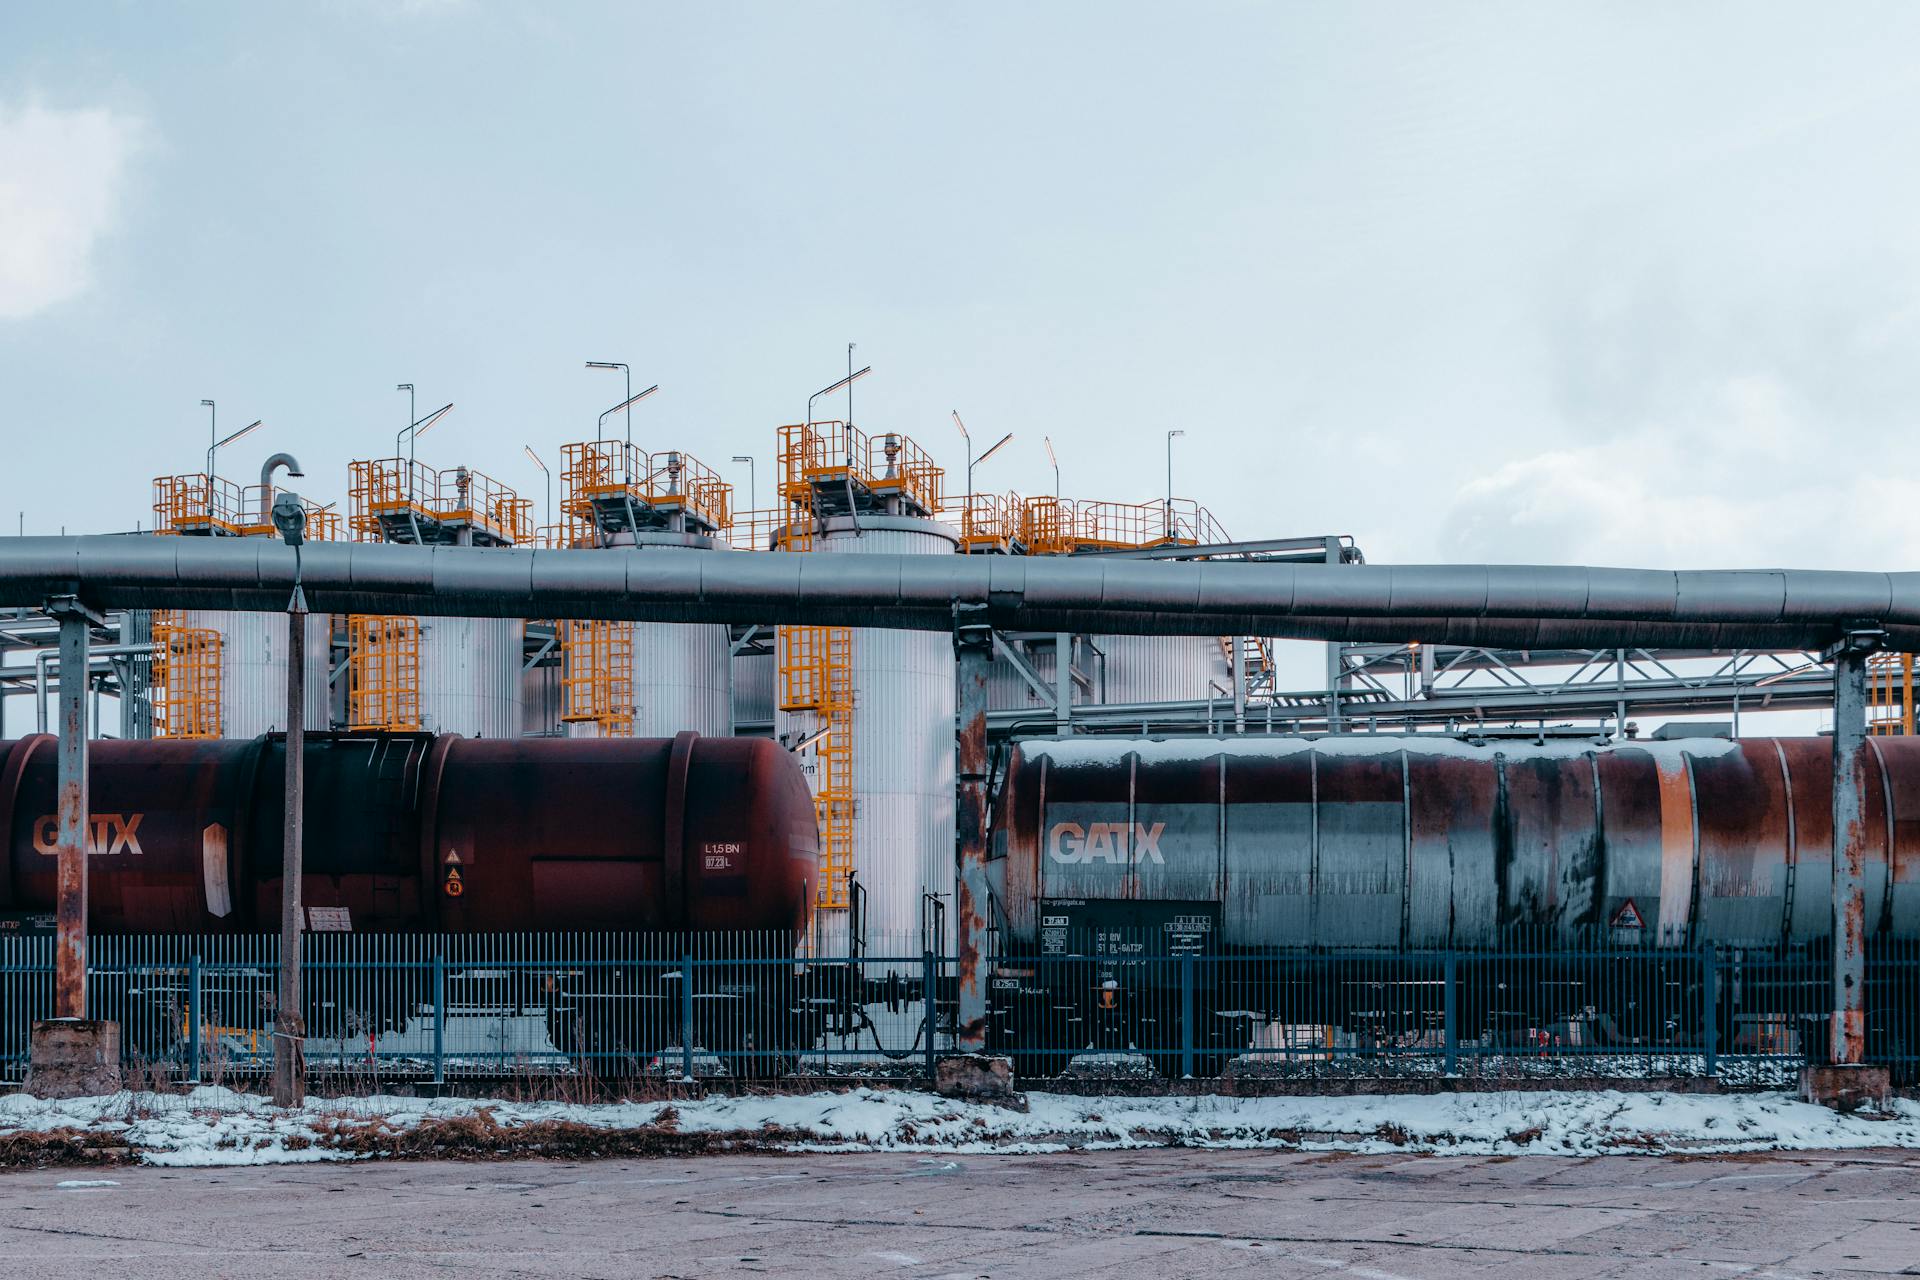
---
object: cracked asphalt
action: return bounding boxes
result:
[4,1149,1920,1278]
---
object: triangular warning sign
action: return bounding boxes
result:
[1610,898,1644,929]
[444,849,462,865]
[445,867,462,882]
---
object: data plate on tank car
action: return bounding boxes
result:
[1038,898,1218,956]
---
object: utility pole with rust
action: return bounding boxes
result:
[271,495,309,1107]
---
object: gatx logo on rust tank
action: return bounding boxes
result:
[32,813,144,856]
[1047,820,1165,865]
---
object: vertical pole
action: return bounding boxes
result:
[680,948,695,1081]
[1830,639,1872,1066]
[1054,632,1072,736]
[187,952,202,1084]
[1702,945,1718,1076]
[922,949,937,1080]
[49,598,94,1020]
[1443,952,1458,1075]
[432,951,446,1086]
[273,604,307,1107]
[953,604,993,1053]
[1180,951,1195,1078]
[1323,538,1344,732]
[1232,640,1246,734]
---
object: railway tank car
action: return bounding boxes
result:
[0,731,819,1065]
[987,736,1920,1074]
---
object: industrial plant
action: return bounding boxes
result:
[0,381,1915,1106]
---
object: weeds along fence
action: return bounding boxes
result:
[1,932,1916,1088]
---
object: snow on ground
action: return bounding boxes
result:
[0,1085,1916,1166]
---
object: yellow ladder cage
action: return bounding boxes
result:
[777,423,857,908]
[346,615,422,731]
[1869,651,1914,736]
[150,611,223,739]
[559,619,635,737]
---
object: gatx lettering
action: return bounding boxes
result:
[33,813,144,856]
[1047,821,1165,865]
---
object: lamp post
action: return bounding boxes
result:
[595,384,660,475]
[585,362,632,448]
[270,491,308,1108]
[1044,435,1059,498]
[395,391,454,500]
[1165,429,1186,541]
[807,366,872,472]
[951,411,1011,523]
[524,446,551,535]
[731,456,756,514]
[201,399,261,526]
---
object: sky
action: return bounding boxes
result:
[4,3,1920,730]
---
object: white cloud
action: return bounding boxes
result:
[0,100,144,322]
[1439,374,1920,570]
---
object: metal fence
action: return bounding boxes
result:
[3,932,1916,1089]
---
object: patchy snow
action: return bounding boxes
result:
[1,1085,1916,1166]
[1020,734,1747,769]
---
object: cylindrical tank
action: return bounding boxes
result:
[416,616,524,738]
[175,610,332,736]
[0,732,816,936]
[521,658,561,737]
[996,735,1920,950]
[1089,635,1230,705]
[566,532,732,740]
[777,515,957,952]
[731,647,774,734]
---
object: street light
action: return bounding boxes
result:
[202,399,262,524]
[1165,429,1186,540]
[596,384,659,454]
[395,390,454,497]
[731,455,756,513]
[269,489,308,1108]
[524,446,551,534]
[1044,435,1060,498]
[586,361,640,449]
[952,410,1011,513]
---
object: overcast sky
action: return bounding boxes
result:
[6,4,1920,576]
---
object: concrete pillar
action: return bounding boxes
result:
[1829,643,1869,1066]
[952,605,992,1054]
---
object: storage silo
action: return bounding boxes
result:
[555,444,736,740]
[345,457,528,739]
[149,468,337,738]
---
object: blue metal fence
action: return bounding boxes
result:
[3,932,1915,1088]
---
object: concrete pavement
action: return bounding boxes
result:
[3,1148,1920,1278]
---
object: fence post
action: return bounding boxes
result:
[1702,945,1718,1077]
[681,949,696,1082]
[432,951,446,1087]
[187,952,202,1085]
[922,950,937,1082]
[1180,952,1195,1079]
[1443,952,1458,1075]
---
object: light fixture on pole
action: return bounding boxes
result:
[596,384,659,455]
[585,361,635,449]
[1044,435,1059,498]
[1165,428,1186,540]
[731,456,756,514]
[524,445,551,534]
[203,399,262,527]
[394,389,453,499]
[952,411,1011,512]
[269,489,308,1108]
[807,365,872,467]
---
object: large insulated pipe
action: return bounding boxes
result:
[3,537,1920,651]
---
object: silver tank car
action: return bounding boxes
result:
[995,736,1920,950]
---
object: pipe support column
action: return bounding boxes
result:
[953,605,993,1053]
[1828,631,1880,1066]
[47,596,99,1019]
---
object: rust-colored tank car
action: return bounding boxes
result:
[0,731,817,938]
[997,736,1920,950]
[989,735,1920,1076]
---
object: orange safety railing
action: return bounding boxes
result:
[560,619,635,737]
[942,491,1025,552]
[726,509,789,552]
[346,615,422,731]
[348,458,532,546]
[777,421,943,518]
[1020,496,1228,554]
[1870,651,1914,736]
[151,612,222,739]
[152,476,344,542]
[560,441,734,535]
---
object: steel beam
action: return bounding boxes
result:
[952,605,993,1053]
[46,596,100,1019]
[1827,631,1881,1065]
